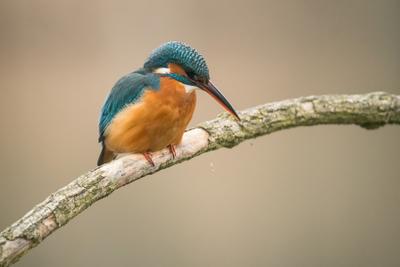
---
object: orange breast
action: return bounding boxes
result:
[105,77,197,153]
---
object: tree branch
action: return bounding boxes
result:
[1,92,399,267]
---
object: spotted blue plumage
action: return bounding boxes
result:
[98,70,160,142]
[144,41,210,80]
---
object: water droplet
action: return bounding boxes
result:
[209,162,215,173]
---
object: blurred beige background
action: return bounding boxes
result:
[0,0,399,266]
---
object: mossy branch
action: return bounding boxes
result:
[1,92,400,267]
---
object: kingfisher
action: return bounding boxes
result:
[97,41,240,166]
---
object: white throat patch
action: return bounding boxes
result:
[183,84,198,93]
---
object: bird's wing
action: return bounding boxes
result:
[98,71,160,142]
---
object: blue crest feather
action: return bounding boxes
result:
[144,41,210,80]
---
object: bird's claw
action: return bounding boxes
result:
[143,152,155,166]
[168,144,177,159]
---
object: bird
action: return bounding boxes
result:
[97,41,240,166]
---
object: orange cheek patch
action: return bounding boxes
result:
[168,63,188,76]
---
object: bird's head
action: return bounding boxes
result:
[144,41,240,120]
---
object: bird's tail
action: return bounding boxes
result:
[97,144,115,166]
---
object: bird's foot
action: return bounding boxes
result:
[143,152,155,167]
[168,144,177,159]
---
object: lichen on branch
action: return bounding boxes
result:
[1,92,399,267]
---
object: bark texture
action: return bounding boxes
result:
[1,92,400,267]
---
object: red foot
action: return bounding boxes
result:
[168,144,177,159]
[143,152,155,166]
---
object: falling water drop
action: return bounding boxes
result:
[209,162,215,173]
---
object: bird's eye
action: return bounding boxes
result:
[192,74,205,82]
[186,71,195,79]
[196,76,207,84]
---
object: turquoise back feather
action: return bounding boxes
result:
[98,70,160,141]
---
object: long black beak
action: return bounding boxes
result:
[195,80,240,120]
